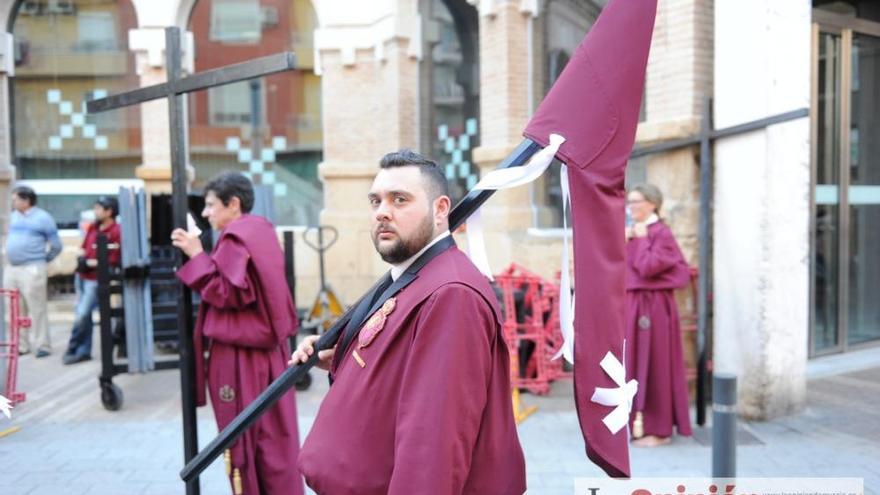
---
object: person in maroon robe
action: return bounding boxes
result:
[624,183,693,447]
[291,150,526,494]
[172,172,303,495]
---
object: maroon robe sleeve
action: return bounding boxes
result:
[629,226,686,280]
[388,284,494,494]
[177,238,256,309]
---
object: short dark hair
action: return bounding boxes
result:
[95,196,119,218]
[204,172,254,213]
[379,149,449,201]
[11,186,37,206]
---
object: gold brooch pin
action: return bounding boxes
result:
[352,349,366,368]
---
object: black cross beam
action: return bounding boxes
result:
[86,27,296,495]
[631,97,809,427]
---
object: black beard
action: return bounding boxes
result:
[373,211,435,264]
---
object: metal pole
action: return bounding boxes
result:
[712,373,737,477]
[249,79,261,171]
[284,230,295,304]
[696,96,713,426]
[166,27,200,495]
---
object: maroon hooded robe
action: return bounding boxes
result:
[297,245,526,495]
[177,214,303,495]
[625,221,693,438]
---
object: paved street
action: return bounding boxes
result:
[1,304,878,494]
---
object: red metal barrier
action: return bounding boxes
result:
[495,264,570,396]
[0,289,31,405]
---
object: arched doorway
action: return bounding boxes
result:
[186,0,322,226]
[419,0,479,203]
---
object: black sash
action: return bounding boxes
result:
[336,235,456,362]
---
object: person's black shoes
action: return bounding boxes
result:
[62,353,91,365]
[35,349,51,358]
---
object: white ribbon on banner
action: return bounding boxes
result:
[590,344,638,434]
[553,163,575,363]
[466,208,494,282]
[465,134,566,279]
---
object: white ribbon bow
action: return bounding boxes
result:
[0,394,12,420]
[590,350,638,434]
[464,132,566,281]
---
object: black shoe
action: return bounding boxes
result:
[35,349,51,358]
[62,353,90,365]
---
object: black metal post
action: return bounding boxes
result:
[696,96,713,426]
[180,138,543,483]
[284,230,295,304]
[166,27,200,495]
[96,234,115,391]
[712,373,737,477]
[317,227,326,291]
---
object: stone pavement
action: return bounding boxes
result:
[1,305,878,494]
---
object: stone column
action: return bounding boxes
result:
[0,32,16,228]
[313,0,422,303]
[713,0,811,419]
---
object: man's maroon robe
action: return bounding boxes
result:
[177,214,303,495]
[624,221,693,438]
[298,245,526,495]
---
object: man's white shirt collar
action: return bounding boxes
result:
[390,231,451,281]
[645,213,660,226]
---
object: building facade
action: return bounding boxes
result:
[0,0,876,419]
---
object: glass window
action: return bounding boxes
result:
[531,0,600,228]
[210,0,262,44]
[189,0,323,227]
[11,0,142,182]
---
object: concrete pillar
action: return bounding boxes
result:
[0,31,15,232]
[713,0,811,419]
[313,0,422,303]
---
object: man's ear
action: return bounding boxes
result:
[434,195,451,223]
[229,196,242,212]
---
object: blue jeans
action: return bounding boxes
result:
[66,277,99,358]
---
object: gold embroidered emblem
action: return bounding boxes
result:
[219,385,236,402]
[358,297,396,349]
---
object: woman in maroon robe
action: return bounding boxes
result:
[624,183,692,447]
[172,172,303,495]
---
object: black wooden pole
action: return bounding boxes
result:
[166,27,200,495]
[696,96,713,427]
[180,138,543,482]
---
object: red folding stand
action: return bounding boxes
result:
[0,288,30,405]
[495,264,571,397]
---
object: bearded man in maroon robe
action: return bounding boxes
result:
[624,183,693,447]
[172,172,303,495]
[291,150,526,494]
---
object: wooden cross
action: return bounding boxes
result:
[87,27,296,495]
